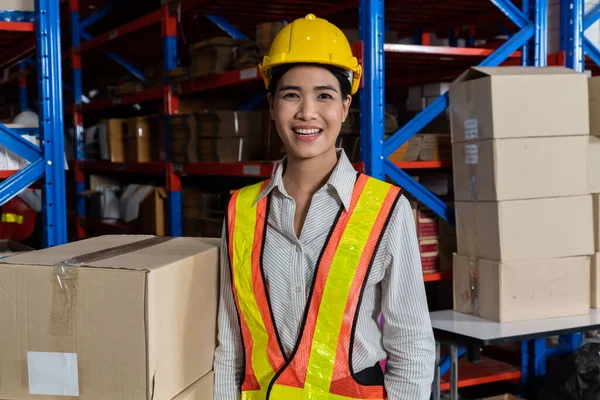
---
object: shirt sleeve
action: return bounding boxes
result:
[381,195,436,400]
[213,222,243,400]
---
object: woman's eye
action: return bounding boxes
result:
[283,93,299,99]
[318,93,333,99]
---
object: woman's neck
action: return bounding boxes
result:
[282,148,339,197]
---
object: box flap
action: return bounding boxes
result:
[0,235,153,266]
[452,66,581,85]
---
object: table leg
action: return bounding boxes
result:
[433,342,441,400]
[450,345,459,400]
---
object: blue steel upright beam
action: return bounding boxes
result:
[359,0,385,181]
[36,0,68,246]
[563,0,584,72]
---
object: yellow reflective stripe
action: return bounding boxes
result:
[270,383,379,400]
[305,177,390,392]
[1,213,22,224]
[233,183,275,387]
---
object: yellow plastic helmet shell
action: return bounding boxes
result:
[259,13,362,95]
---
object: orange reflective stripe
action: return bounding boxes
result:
[229,180,285,394]
[330,186,399,399]
[276,174,370,389]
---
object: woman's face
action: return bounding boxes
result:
[268,65,352,161]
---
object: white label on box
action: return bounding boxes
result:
[240,68,258,80]
[464,119,479,139]
[243,165,261,176]
[28,352,79,396]
[464,143,479,164]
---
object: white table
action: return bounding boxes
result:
[429,309,600,400]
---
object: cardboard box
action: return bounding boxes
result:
[453,136,589,201]
[79,175,121,220]
[420,238,439,272]
[454,253,590,322]
[592,253,600,308]
[590,77,600,137]
[439,235,457,271]
[183,217,223,238]
[449,67,589,143]
[119,184,166,236]
[420,133,451,161]
[456,195,594,261]
[388,135,422,162]
[98,119,126,162]
[590,136,600,193]
[0,235,220,400]
[1,0,33,11]
[256,21,287,53]
[594,194,600,252]
[340,110,399,135]
[188,37,246,77]
[173,371,214,400]
[127,116,160,162]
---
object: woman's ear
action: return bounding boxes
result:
[267,92,275,120]
[341,94,352,123]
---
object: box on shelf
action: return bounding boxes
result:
[127,116,163,162]
[453,253,590,322]
[449,67,589,143]
[78,175,120,220]
[116,81,145,95]
[340,110,399,135]
[411,202,439,239]
[419,238,439,272]
[388,135,422,162]
[594,194,600,252]
[256,21,288,53]
[183,217,223,238]
[453,136,589,201]
[455,195,594,261]
[0,235,220,400]
[1,0,34,11]
[98,119,126,162]
[119,184,166,236]
[188,37,247,77]
[590,77,600,137]
[182,188,229,220]
[420,133,452,161]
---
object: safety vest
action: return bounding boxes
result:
[226,173,401,400]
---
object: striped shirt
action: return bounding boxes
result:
[213,150,435,399]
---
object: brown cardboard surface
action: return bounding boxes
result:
[172,371,214,400]
[594,194,600,252]
[1,0,34,11]
[119,185,166,236]
[481,395,524,400]
[454,253,590,322]
[589,136,600,193]
[453,136,589,201]
[98,119,125,162]
[126,116,161,162]
[449,67,589,143]
[592,253,600,308]
[590,77,600,137]
[456,196,594,261]
[0,235,220,400]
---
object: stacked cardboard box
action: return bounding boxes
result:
[1,0,33,11]
[548,0,600,54]
[587,77,600,308]
[182,187,229,237]
[388,133,452,163]
[256,21,287,54]
[406,82,450,112]
[0,235,219,399]
[127,116,164,162]
[170,111,265,163]
[411,202,440,272]
[450,67,593,323]
[188,37,248,77]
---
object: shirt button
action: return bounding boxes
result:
[295,287,301,293]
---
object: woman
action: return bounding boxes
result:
[214,14,435,400]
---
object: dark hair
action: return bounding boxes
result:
[267,63,352,100]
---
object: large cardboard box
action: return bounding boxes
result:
[456,195,594,261]
[590,77,600,137]
[126,116,162,162]
[98,119,126,162]
[1,0,33,11]
[188,37,245,77]
[594,194,600,251]
[173,371,213,400]
[454,253,590,322]
[592,253,600,308]
[0,235,220,400]
[453,136,589,201]
[589,136,600,193]
[449,67,589,143]
[119,184,166,236]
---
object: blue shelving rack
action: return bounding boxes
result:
[0,0,67,248]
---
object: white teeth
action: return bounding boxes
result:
[294,128,321,135]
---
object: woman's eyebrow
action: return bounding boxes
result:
[278,85,301,92]
[314,85,337,91]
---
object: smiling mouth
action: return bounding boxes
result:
[292,128,322,136]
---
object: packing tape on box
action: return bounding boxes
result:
[50,236,174,337]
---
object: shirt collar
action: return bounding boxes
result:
[254,149,357,211]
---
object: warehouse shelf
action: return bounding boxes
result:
[0,22,35,32]
[423,270,453,283]
[76,161,168,174]
[439,356,521,391]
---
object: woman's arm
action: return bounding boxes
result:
[214,223,243,400]
[381,196,436,399]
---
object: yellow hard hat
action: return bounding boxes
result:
[259,14,362,95]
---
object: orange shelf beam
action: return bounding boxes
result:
[0,21,35,32]
[423,270,452,282]
[76,161,167,174]
[439,356,521,391]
